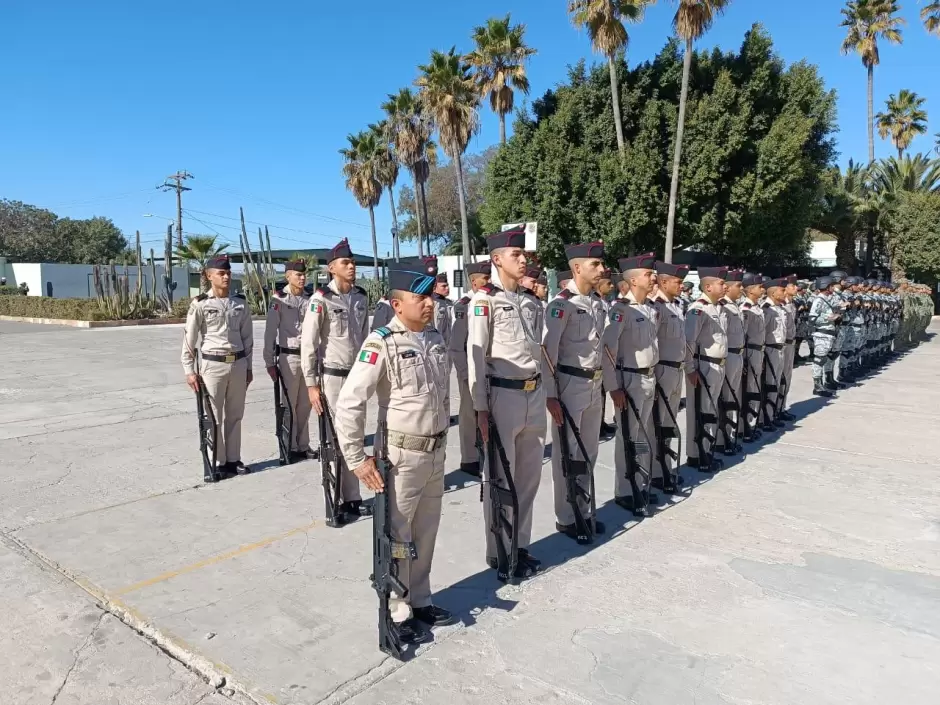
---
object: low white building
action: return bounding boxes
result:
[0,258,190,298]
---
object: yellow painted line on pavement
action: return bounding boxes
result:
[114,520,321,596]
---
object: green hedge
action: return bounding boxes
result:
[0,296,192,321]
[0,286,23,296]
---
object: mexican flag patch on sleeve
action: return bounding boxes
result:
[473,304,489,317]
[311,301,323,313]
[358,350,378,365]
[611,311,624,323]
[550,307,564,319]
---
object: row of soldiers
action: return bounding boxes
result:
[180,236,933,653]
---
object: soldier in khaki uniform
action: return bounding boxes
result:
[450,261,491,477]
[542,242,608,541]
[780,274,799,421]
[716,270,745,455]
[263,259,314,461]
[520,264,546,340]
[182,255,253,475]
[684,267,729,473]
[739,273,766,442]
[300,238,372,518]
[761,278,789,429]
[371,295,394,331]
[334,260,454,645]
[601,253,660,515]
[468,228,546,579]
[534,272,548,303]
[556,270,572,291]
[649,261,689,494]
[430,267,453,347]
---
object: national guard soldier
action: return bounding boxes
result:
[808,276,838,397]
[301,238,373,519]
[264,259,314,461]
[794,281,811,363]
[371,294,394,331]
[649,261,689,493]
[597,266,618,437]
[760,278,789,426]
[468,229,546,579]
[556,270,572,291]
[542,242,608,541]
[520,265,546,342]
[182,255,253,475]
[534,271,548,303]
[521,263,541,296]
[684,267,728,473]
[716,269,746,455]
[602,253,660,514]
[450,261,492,477]
[827,271,850,388]
[431,268,453,347]
[334,259,455,645]
[739,273,766,442]
[779,274,798,421]
[841,276,864,381]
[679,281,694,315]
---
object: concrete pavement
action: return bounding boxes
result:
[1,319,938,704]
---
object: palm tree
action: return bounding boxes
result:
[840,0,905,163]
[370,120,403,261]
[662,0,731,264]
[175,234,228,291]
[923,1,940,36]
[567,1,653,158]
[935,132,940,156]
[875,89,929,158]
[465,14,537,146]
[383,88,428,257]
[339,131,383,279]
[416,48,479,264]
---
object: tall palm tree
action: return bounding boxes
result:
[872,153,940,194]
[923,1,940,36]
[174,234,228,291]
[840,0,905,163]
[383,88,427,256]
[416,48,479,264]
[370,120,402,261]
[339,131,383,279]
[663,0,731,264]
[465,14,537,146]
[567,1,654,158]
[875,89,929,158]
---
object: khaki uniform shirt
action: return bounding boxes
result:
[541,282,606,389]
[262,286,309,367]
[740,297,766,347]
[432,293,453,347]
[300,280,369,386]
[652,292,687,365]
[782,299,797,341]
[181,291,253,375]
[371,298,394,332]
[684,297,728,366]
[719,295,746,350]
[601,290,660,391]
[450,295,472,380]
[334,317,450,469]
[520,287,545,343]
[468,283,543,413]
[762,300,788,345]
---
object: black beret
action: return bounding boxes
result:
[786,273,798,284]
[761,275,772,285]
[618,252,656,272]
[556,270,572,286]
[536,271,548,285]
[206,255,231,271]
[284,259,306,273]
[388,257,437,295]
[742,272,763,287]
[698,266,729,280]
[485,228,526,252]
[524,265,543,280]
[329,238,353,262]
[605,268,620,279]
[466,261,492,277]
[765,277,788,289]
[565,241,605,261]
[725,269,745,282]
[654,261,689,278]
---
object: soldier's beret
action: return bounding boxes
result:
[653,261,689,279]
[435,270,448,284]
[604,268,620,280]
[786,273,798,284]
[698,266,729,280]
[485,228,526,252]
[536,272,548,285]
[388,257,437,295]
[865,279,878,287]
[725,269,745,282]
[328,238,353,263]
[524,265,543,280]
[206,255,231,271]
[815,276,833,290]
[564,241,605,261]
[618,252,656,272]
[742,273,763,287]
[761,275,773,285]
[284,259,306,273]
[556,270,572,286]
[466,261,492,277]
[766,277,788,289]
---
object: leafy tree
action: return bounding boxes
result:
[339,130,383,278]
[875,89,928,158]
[175,234,228,291]
[923,1,940,37]
[60,216,128,264]
[839,0,905,163]
[465,14,536,145]
[884,191,940,283]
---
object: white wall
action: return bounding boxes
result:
[5,263,188,298]
[810,241,837,268]
[8,263,43,295]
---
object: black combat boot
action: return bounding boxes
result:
[813,378,834,397]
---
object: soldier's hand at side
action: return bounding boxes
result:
[687,371,701,388]
[185,373,199,393]
[546,398,564,426]
[266,366,278,382]
[477,411,489,443]
[308,386,323,415]
[610,389,626,410]
[354,457,384,493]
[246,370,253,387]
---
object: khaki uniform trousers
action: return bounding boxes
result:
[386,443,445,623]
[613,371,655,498]
[741,349,762,436]
[782,342,795,406]
[200,357,248,464]
[551,374,602,525]
[685,361,725,460]
[457,376,477,466]
[322,372,362,503]
[484,384,547,559]
[719,352,743,448]
[277,354,312,452]
[763,349,783,419]
[650,364,682,482]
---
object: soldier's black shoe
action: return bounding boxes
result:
[518,548,541,570]
[723,444,737,457]
[225,461,250,475]
[773,419,786,428]
[779,411,796,422]
[413,605,457,627]
[556,520,606,541]
[486,554,539,579]
[396,618,432,645]
[599,422,617,437]
[342,500,374,518]
[813,380,834,397]
[615,494,648,517]
[460,461,481,478]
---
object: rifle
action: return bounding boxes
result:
[605,348,653,517]
[693,347,723,472]
[652,380,684,494]
[273,354,294,467]
[194,374,220,483]
[370,420,416,660]
[719,374,742,453]
[760,351,779,429]
[485,394,520,583]
[316,366,345,528]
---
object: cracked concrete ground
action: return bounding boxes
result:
[1,319,938,705]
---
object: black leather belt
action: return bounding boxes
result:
[558,364,602,381]
[693,354,725,366]
[490,374,541,392]
[765,343,783,350]
[746,343,764,352]
[657,360,682,369]
[275,345,300,356]
[616,365,654,375]
[322,366,350,378]
[728,347,743,354]
[202,351,246,363]
[785,338,795,344]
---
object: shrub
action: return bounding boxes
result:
[0,286,20,296]
[0,295,190,321]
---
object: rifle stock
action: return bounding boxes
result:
[317,387,344,528]
[273,358,294,467]
[486,406,519,583]
[195,375,219,483]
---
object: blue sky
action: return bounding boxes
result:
[2,0,938,260]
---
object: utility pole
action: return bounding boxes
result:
[158,171,193,248]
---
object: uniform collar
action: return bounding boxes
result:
[625,290,644,305]
[565,280,592,298]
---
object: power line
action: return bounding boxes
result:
[158,171,193,247]
[48,188,155,210]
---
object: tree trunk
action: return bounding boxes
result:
[419,179,431,255]
[412,170,424,257]
[664,39,694,265]
[608,55,626,159]
[867,64,875,164]
[387,186,400,261]
[499,112,507,145]
[454,151,472,265]
[368,206,379,280]
[864,220,875,275]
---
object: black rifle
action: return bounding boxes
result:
[653,380,684,494]
[370,421,416,660]
[273,356,294,467]
[760,351,779,428]
[719,374,743,453]
[692,352,723,472]
[486,406,519,583]
[194,375,220,483]
[317,381,345,528]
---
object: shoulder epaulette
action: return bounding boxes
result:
[354,285,367,296]
[557,289,573,300]
[761,301,771,308]
[718,300,727,306]
[233,293,245,300]
[374,326,392,339]
[697,298,709,304]
[316,286,333,298]
[458,295,471,305]
[742,301,752,309]
[195,293,208,302]
[480,283,502,295]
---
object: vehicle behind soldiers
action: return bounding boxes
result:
[181,255,253,481]
[334,258,456,653]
